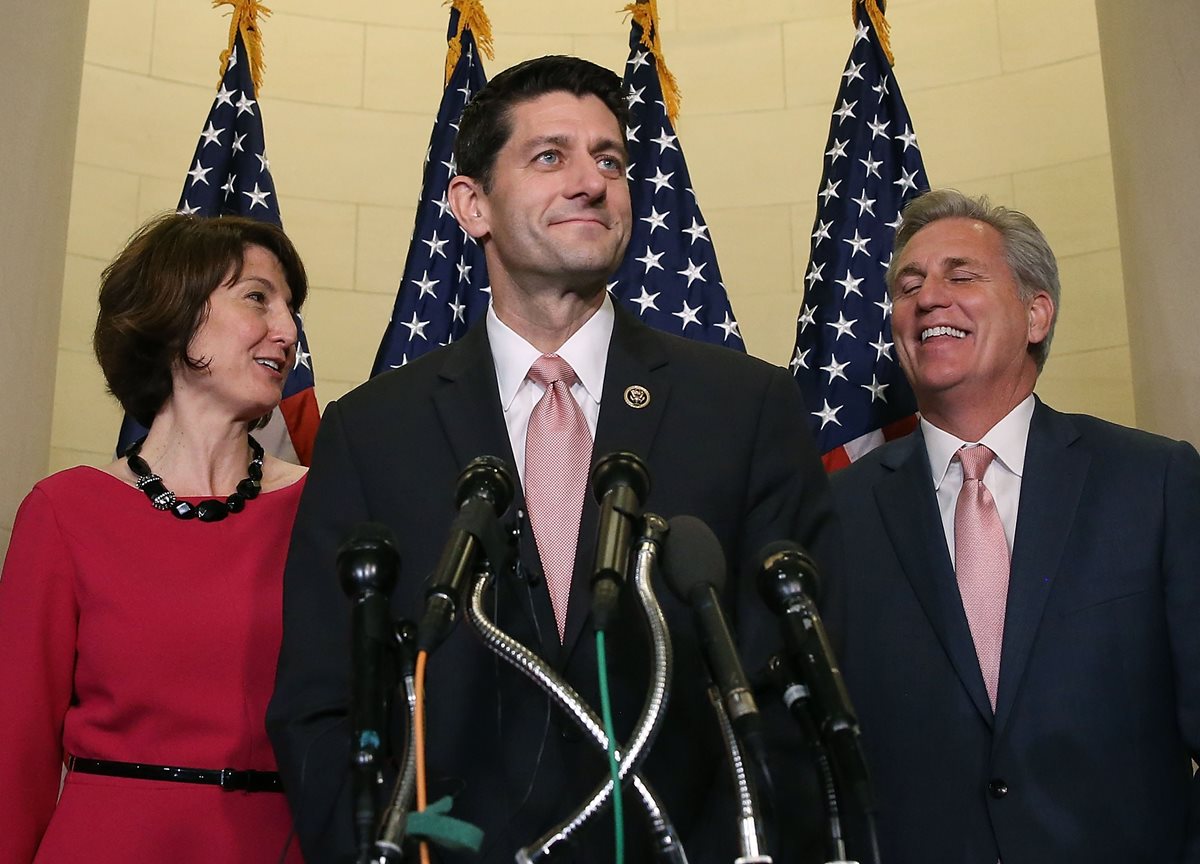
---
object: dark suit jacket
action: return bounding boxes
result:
[826,398,1200,863]
[267,305,839,863]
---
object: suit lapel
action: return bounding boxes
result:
[560,306,671,659]
[431,324,557,650]
[874,431,995,723]
[431,324,514,470]
[993,400,1087,736]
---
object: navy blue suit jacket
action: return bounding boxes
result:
[267,305,839,863]
[827,398,1200,863]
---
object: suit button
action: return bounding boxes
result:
[988,778,1008,799]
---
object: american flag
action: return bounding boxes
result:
[116,29,320,465]
[790,3,928,471]
[371,6,490,374]
[609,14,745,349]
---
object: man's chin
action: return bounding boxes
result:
[561,252,626,286]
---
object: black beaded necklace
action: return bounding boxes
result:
[125,435,265,522]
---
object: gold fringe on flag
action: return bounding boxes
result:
[855,0,894,67]
[623,0,682,125]
[445,0,495,86]
[213,0,270,92]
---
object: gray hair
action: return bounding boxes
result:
[886,189,1061,371]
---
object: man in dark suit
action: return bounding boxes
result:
[827,188,1200,863]
[267,56,837,863]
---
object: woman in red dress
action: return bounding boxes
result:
[0,214,310,862]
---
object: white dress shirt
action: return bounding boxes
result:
[922,395,1036,568]
[486,294,614,488]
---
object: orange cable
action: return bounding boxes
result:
[415,649,431,864]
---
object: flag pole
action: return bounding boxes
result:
[213,0,270,91]
[445,0,494,86]
[857,0,894,66]
[623,0,681,125]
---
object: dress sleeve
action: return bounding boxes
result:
[0,485,79,862]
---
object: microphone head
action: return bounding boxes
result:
[756,540,820,612]
[337,522,400,598]
[591,451,651,507]
[661,515,728,600]
[455,455,515,515]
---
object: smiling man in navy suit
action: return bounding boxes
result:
[827,188,1200,863]
[268,56,837,864]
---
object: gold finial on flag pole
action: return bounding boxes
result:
[445,0,495,86]
[856,0,895,66]
[213,0,271,91]
[623,0,681,125]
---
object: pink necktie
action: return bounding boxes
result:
[953,445,1009,710]
[524,354,593,642]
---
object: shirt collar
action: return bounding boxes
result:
[486,293,614,411]
[922,394,1036,490]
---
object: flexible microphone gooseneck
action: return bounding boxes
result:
[371,620,418,864]
[466,513,687,863]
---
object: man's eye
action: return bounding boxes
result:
[597,155,623,172]
[898,280,921,295]
[536,151,559,165]
[247,291,267,303]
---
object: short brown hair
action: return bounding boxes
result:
[94,213,309,427]
[455,55,630,192]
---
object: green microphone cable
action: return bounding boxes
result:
[596,629,625,864]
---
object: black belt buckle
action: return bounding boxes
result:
[218,768,245,791]
[219,767,280,793]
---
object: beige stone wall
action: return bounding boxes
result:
[51,0,1130,474]
[1095,0,1200,446]
[1,1,88,561]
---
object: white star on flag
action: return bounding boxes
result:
[401,311,429,340]
[242,182,271,209]
[673,300,703,329]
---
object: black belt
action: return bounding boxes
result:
[69,756,283,793]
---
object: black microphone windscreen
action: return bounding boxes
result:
[455,455,516,515]
[337,522,400,596]
[662,515,727,599]
[591,451,651,505]
[756,539,820,606]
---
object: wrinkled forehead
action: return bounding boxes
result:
[504,91,625,150]
[902,217,1005,264]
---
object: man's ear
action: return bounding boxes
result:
[448,175,489,241]
[1027,290,1055,346]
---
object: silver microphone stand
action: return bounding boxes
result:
[466,513,686,864]
[707,686,772,864]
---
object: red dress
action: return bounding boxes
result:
[0,467,306,863]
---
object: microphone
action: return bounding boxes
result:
[337,522,401,864]
[416,455,515,653]
[590,451,651,632]
[756,542,870,801]
[661,515,763,755]
[664,515,772,861]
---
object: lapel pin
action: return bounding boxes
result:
[624,385,651,409]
